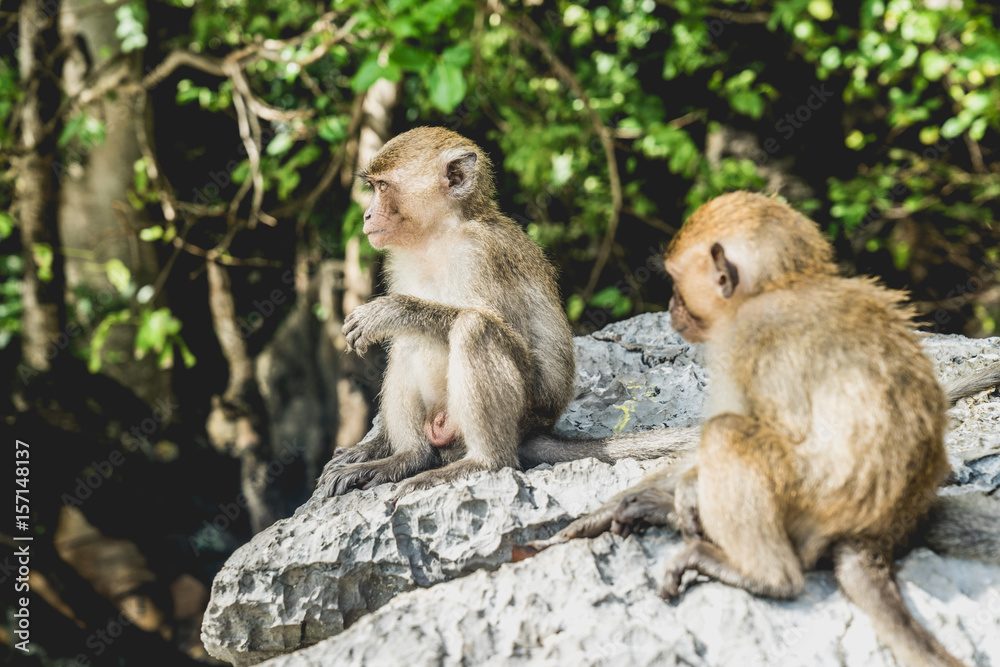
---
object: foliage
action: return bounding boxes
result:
[4,0,1000,364]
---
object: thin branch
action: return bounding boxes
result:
[297,94,366,224]
[655,0,770,23]
[964,131,986,174]
[225,65,277,228]
[141,51,225,89]
[172,236,282,267]
[624,207,677,235]
[492,5,623,302]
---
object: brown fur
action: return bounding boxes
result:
[630,192,963,666]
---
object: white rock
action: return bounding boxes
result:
[201,314,1000,667]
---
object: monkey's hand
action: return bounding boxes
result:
[343,297,401,355]
[611,485,679,538]
[660,543,699,600]
[511,503,617,561]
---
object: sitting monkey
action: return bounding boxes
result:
[322,127,696,496]
[521,192,999,667]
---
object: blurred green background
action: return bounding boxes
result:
[2,0,999,664]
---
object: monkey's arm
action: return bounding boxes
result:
[513,463,689,559]
[343,295,521,354]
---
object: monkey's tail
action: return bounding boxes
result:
[833,540,967,667]
[918,492,1000,564]
[519,426,700,468]
[942,364,1000,405]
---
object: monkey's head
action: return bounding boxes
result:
[358,127,498,250]
[664,191,836,342]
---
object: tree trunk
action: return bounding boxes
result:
[17,0,66,376]
[57,0,171,406]
[335,78,399,451]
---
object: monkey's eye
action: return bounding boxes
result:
[376,181,389,193]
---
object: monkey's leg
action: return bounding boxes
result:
[514,494,624,560]
[326,358,442,496]
[833,540,966,667]
[516,467,686,559]
[662,413,804,600]
[394,311,529,496]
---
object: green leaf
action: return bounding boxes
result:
[389,43,434,73]
[231,161,250,185]
[351,55,402,93]
[807,0,833,21]
[178,338,197,368]
[266,133,295,156]
[919,51,950,81]
[442,44,473,68]
[105,258,132,293]
[589,286,632,319]
[139,226,163,242]
[566,294,585,323]
[133,158,149,193]
[0,212,13,240]
[32,243,53,283]
[318,117,347,143]
[940,116,968,139]
[426,61,466,112]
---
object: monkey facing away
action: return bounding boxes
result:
[321,127,700,496]
[522,192,1000,667]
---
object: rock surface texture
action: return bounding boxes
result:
[201,313,1000,667]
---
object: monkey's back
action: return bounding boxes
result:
[471,215,576,424]
[717,275,949,548]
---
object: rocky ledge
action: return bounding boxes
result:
[201,313,1000,667]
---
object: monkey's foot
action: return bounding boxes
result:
[327,438,392,469]
[660,542,699,600]
[612,487,678,538]
[326,450,437,496]
[392,459,491,499]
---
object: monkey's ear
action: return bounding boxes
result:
[443,151,477,198]
[710,243,739,298]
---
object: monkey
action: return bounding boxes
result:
[320,126,575,496]
[320,130,997,513]
[517,192,1000,667]
[515,363,1000,559]
[321,127,702,497]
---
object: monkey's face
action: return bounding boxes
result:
[362,171,439,250]
[363,176,396,249]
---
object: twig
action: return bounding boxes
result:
[655,0,770,23]
[297,94,366,224]
[224,60,277,228]
[624,207,677,235]
[172,235,281,267]
[964,132,986,174]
